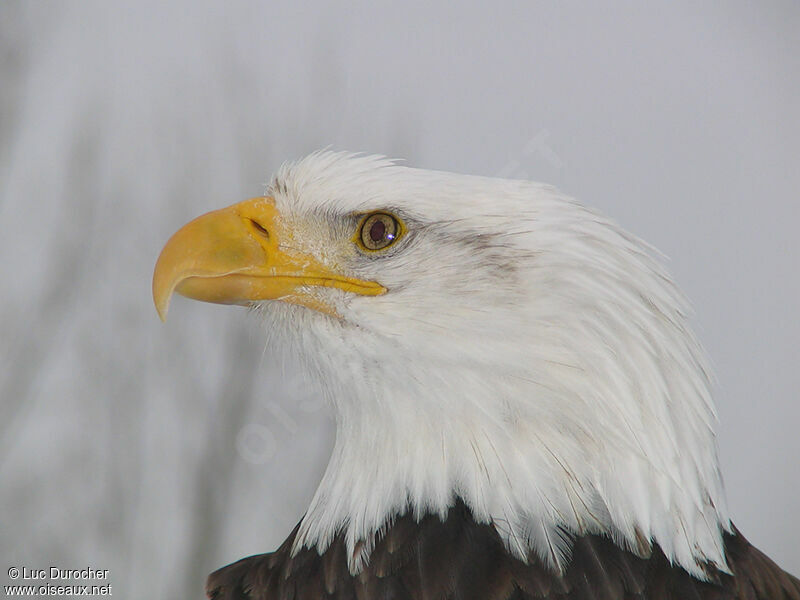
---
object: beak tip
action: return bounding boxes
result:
[154,296,169,322]
[153,278,172,323]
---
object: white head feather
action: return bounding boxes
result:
[255,151,730,579]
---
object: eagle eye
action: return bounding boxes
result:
[357,212,403,252]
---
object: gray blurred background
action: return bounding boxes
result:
[1,1,798,597]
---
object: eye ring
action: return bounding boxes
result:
[356,212,404,252]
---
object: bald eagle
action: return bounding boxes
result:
[153,152,799,600]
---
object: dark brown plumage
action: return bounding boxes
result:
[206,500,800,600]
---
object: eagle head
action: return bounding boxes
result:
[153,151,730,579]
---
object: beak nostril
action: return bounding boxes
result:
[250,219,270,239]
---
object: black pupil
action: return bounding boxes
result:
[369,219,387,243]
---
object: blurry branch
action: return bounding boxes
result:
[0,115,100,466]
[0,1,28,172]
[177,321,262,597]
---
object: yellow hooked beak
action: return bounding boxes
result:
[152,197,386,321]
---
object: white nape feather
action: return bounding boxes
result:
[255,151,731,579]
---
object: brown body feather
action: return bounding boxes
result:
[206,500,800,600]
